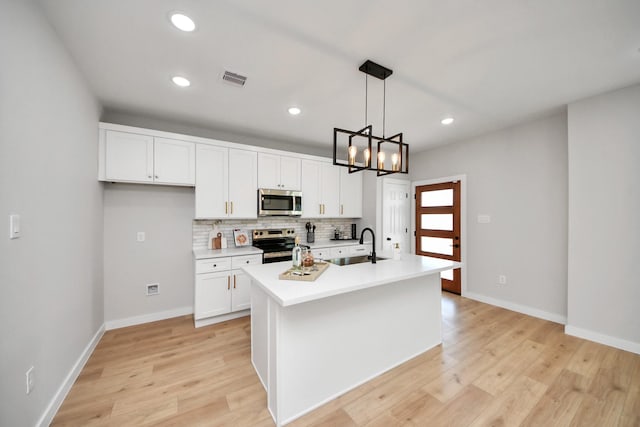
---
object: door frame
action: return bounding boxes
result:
[411,175,467,296]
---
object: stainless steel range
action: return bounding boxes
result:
[252,228,297,263]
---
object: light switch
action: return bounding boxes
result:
[9,214,20,239]
[137,232,146,242]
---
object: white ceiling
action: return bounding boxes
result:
[38,0,640,153]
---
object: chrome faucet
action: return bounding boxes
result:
[359,227,377,263]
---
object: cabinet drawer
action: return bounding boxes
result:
[196,257,232,274]
[310,248,331,260]
[349,244,370,256]
[231,254,263,269]
[330,246,349,258]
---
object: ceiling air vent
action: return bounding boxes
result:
[222,71,247,87]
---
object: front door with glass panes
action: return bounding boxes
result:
[415,181,461,294]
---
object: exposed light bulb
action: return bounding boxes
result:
[391,153,399,171]
[378,151,386,170]
[348,145,357,165]
[364,148,370,167]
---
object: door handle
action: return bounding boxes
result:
[449,244,460,248]
[233,275,236,289]
[386,237,391,241]
[230,201,233,214]
[227,276,230,290]
[225,201,228,214]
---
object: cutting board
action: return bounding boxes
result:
[279,262,330,282]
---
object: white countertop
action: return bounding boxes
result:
[193,246,263,260]
[242,254,461,307]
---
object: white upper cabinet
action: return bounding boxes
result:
[301,160,321,218]
[258,153,301,190]
[339,168,363,218]
[195,144,228,219]
[301,160,340,218]
[104,131,154,183]
[153,137,195,185]
[102,130,195,186]
[321,163,340,217]
[228,149,258,218]
[195,144,257,219]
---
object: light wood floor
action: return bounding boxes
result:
[52,293,640,426]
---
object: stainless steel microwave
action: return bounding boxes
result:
[258,189,302,216]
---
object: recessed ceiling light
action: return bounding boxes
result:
[171,76,191,87]
[288,107,301,116]
[441,117,454,125]
[170,13,196,32]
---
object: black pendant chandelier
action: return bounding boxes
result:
[333,60,408,176]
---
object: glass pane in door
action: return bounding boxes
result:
[420,236,453,256]
[441,269,454,281]
[421,189,453,207]
[421,214,453,231]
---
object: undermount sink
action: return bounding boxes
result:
[326,255,389,266]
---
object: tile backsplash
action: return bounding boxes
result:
[193,218,357,249]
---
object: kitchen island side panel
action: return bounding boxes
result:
[276,274,441,425]
[250,284,268,390]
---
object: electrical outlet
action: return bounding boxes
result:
[26,366,34,394]
[137,232,146,242]
[146,283,159,296]
[498,275,507,285]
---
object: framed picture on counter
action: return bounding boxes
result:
[233,229,249,247]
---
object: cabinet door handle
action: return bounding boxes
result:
[225,202,228,214]
[148,175,152,178]
[227,276,230,290]
[233,274,236,289]
[340,204,344,215]
[155,175,159,179]
[319,204,322,214]
[230,201,234,214]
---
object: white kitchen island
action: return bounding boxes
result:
[242,254,460,426]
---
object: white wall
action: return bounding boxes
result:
[101,110,330,158]
[0,1,102,425]
[411,113,568,322]
[103,185,195,327]
[566,84,640,352]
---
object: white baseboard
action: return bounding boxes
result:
[194,310,249,328]
[463,291,567,324]
[37,324,105,427]
[105,306,193,330]
[565,325,640,355]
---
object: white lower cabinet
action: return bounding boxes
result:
[195,271,234,319]
[349,244,372,256]
[329,246,349,258]
[310,243,373,260]
[194,254,262,327]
